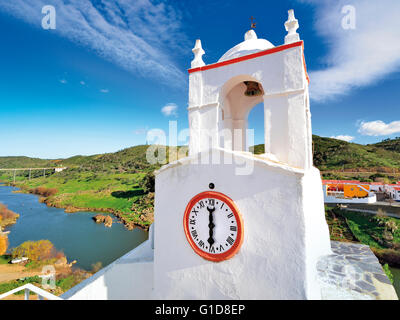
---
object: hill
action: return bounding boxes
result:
[252,135,400,173]
[1,137,399,173]
[371,137,400,153]
[0,145,164,173]
[0,156,55,169]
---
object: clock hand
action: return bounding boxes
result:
[207,206,215,247]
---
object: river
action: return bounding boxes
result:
[0,185,148,271]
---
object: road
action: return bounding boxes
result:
[0,264,43,283]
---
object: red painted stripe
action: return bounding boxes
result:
[188,41,304,74]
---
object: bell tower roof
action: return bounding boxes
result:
[218,30,275,63]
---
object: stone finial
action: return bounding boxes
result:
[284,9,300,44]
[191,39,205,69]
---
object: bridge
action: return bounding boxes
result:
[0,167,67,182]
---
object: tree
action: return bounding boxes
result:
[139,172,155,193]
[0,235,8,255]
[12,240,61,261]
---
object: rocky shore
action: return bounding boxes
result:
[8,183,153,231]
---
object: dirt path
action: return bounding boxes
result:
[0,264,42,283]
[2,294,41,300]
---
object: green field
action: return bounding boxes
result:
[1,169,154,229]
[326,207,400,268]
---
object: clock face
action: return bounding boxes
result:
[183,191,243,262]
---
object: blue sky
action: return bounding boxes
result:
[0,0,399,158]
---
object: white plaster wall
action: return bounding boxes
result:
[324,195,377,204]
[154,149,331,299]
[63,241,154,300]
[301,167,332,299]
[287,91,312,169]
[264,94,289,163]
[193,45,305,107]
[188,44,311,169]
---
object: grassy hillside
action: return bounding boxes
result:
[60,145,159,172]
[1,136,399,174]
[252,135,400,172]
[372,137,400,153]
[1,136,399,175]
[0,156,56,169]
[0,145,186,229]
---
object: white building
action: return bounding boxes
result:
[387,185,400,202]
[62,9,334,300]
[47,10,395,301]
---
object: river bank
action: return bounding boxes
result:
[0,185,148,271]
[36,190,154,231]
[0,203,19,230]
[0,170,154,231]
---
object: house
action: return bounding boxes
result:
[322,180,376,203]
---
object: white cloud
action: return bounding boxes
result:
[161,103,178,117]
[358,120,400,136]
[299,0,400,101]
[80,81,86,85]
[330,135,354,142]
[100,89,109,93]
[59,79,67,84]
[0,0,187,87]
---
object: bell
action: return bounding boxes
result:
[244,81,262,96]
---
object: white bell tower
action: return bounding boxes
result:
[154,10,332,300]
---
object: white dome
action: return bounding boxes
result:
[218,30,275,63]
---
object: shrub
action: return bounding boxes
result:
[0,276,41,295]
[56,269,91,291]
[139,172,155,193]
[91,262,103,273]
[0,235,8,255]
[12,240,64,262]
[0,204,18,220]
[30,187,58,197]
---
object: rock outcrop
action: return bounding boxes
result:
[93,214,113,227]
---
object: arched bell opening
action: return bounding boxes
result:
[218,75,265,152]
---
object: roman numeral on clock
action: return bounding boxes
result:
[227,213,233,219]
[226,236,234,246]
[230,226,237,232]
[189,219,196,225]
[209,246,215,253]
[191,229,198,240]
[198,240,205,248]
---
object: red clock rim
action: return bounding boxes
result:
[183,191,244,262]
